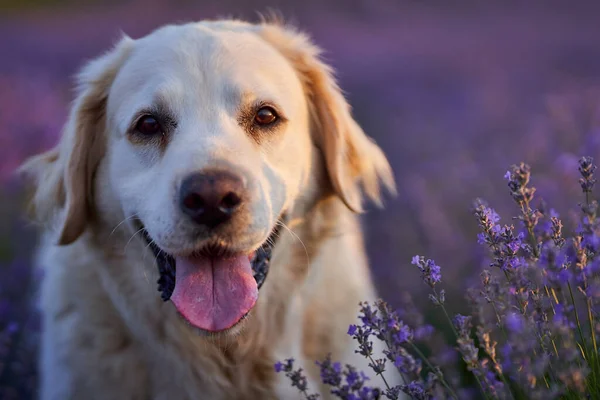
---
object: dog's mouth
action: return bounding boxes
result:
[138,220,281,333]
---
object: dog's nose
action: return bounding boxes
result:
[179,171,244,228]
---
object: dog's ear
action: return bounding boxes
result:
[18,36,134,245]
[257,23,396,212]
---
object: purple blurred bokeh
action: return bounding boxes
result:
[1,0,600,397]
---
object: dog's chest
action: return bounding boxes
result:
[143,335,283,400]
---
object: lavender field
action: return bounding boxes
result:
[2,1,600,398]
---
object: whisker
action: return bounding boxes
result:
[140,239,159,285]
[264,236,276,248]
[276,220,310,270]
[124,227,145,253]
[109,213,139,238]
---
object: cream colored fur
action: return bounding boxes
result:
[20,19,400,400]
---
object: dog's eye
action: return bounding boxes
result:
[254,107,278,126]
[135,115,162,136]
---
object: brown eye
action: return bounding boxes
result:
[135,115,162,136]
[254,107,277,125]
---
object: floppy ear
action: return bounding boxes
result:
[19,36,134,245]
[257,23,396,212]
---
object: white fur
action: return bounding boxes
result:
[21,19,401,400]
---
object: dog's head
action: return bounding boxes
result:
[20,19,395,334]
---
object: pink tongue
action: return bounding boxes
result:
[171,254,258,332]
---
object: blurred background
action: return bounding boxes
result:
[1,0,600,398]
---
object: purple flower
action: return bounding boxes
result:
[585,282,600,300]
[400,381,427,399]
[348,325,358,336]
[358,302,381,328]
[506,162,535,206]
[411,256,442,288]
[474,203,528,272]
[505,312,524,333]
[274,358,319,398]
[317,355,343,386]
[453,314,472,336]
[477,232,487,245]
[414,324,435,341]
[368,358,387,375]
[552,303,575,329]
[578,156,597,193]
[392,323,412,344]
[392,349,422,376]
[344,367,365,389]
[429,289,446,306]
[317,355,381,400]
[384,386,403,400]
[474,201,501,236]
[550,216,566,247]
[274,361,284,373]
[278,158,600,399]
[348,322,374,358]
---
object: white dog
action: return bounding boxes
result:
[20,18,399,399]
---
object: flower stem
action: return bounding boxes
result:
[366,353,395,390]
[587,298,598,355]
[490,301,509,342]
[582,188,600,391]
[407,341,459,400]
[567,281,589,361]
[435,301,491,400]
[586,294,600,390]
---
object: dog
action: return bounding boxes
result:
[20,18,398,400]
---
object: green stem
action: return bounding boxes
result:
[586,293,600,392]
[491,301,509,342]
[502,271,557,387]
[582,189,600,391]
[502,270,527,315]
[407,341,460,400]
[586,191,590,208]
[471,373,491,400]
[568,282,589,360]
[373,323,409,388]
[587,298,598,356]
[489,301,521,397]
[435,299,493,400]
[366,353,396,390]
[521,200,539,260]
[543,285,561,358]
[436,296,459,339]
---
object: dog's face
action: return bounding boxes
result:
[107,24,313,332]
[21,20,395,335]
[109,24,310,255]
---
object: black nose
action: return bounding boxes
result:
[179,170,245,228]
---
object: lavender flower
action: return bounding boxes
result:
[278,157,600,400]
[505,163,536,208]
[275,358,320,399]
[504,312,524,333]
[316,354,382,400]
[348,323,375,358]
[474,201,527,272]
[578,156,597,193]
[317,356,343,387]
[398,381,426,400]
[411,256,442,288]
[505,163,543,260]
[550,215,566,248]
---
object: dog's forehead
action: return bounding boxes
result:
[109,23,304,124]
